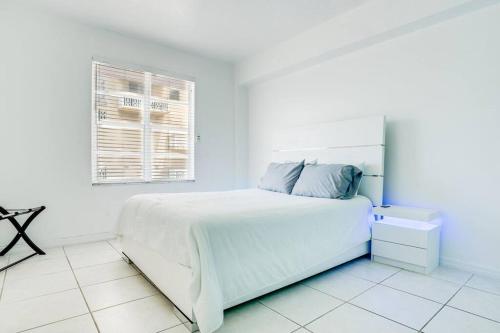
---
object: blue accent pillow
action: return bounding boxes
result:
[258,161,305,194]
[291,164,363,199]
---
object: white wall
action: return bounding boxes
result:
[233,86,249,188]
[0,3,236,249]
[244,4,500,275]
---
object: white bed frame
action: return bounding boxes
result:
[122,115,386,332]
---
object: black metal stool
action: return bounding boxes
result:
[0,206,46,272]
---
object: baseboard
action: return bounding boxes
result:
[440,256,500,279]
[5,232,117,255]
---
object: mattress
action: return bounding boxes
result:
[119,189,373,333]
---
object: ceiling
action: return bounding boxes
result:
[28,0,368,62]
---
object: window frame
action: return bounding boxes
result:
[91,58,196,185]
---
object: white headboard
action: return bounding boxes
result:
[272,115,385,206]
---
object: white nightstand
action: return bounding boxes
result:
[371,205,441,274]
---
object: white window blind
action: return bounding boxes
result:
[91,61,195,184]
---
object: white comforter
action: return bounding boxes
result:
[119,189,372,333]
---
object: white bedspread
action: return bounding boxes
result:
[119,189,372,333]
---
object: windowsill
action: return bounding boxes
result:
[91,179,195,186]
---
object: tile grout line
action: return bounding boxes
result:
[337,258,400,280]
[91,240,188,331]
[92,293,159,313]
[258,276,358,330]
[2,242,144,305]
[298,268,418,330]
[298,282,366,328]
[302,271,383,307]
[303,265,401,303]
[347,303,420,332]
[461,284,500,297]
[377,283,452,304]
[65,240,123,270]
[291,268,415,331]
[350,267,497,307]
[7,248,109,332]
[5,266,71,280]
[0,255,10,301]
[345,267,472,313]
[155,322,191,333]
[300,300,348,328]
[445,305,500,325]
[300,264,402,306]
[343,269,419,332]
[5,265,70,279]
[1,286,80,304]
[70,258,125,271]
[78,270,140,288]
[5,287,80,305]
[346,268,419,331]
[291,326,312,333]
[10,268,71,280]
[257,298,306,328]
[300,283,360,303]
[379,268,403,283]
[1,257,125,281]
[62,246,102,333]
[107,239,123,256]
[7,253,169,331]
[71,259,125,270]
[99,250,199,332]
[417,273,475,332]
[303,267,419,331]
[257,281,356,330]
[74,259,131,271]
[2,284,84,305]
[16,313,91,333]
[266,264,414,331]
[342,260,476,287]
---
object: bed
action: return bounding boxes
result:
[119,115,386,333]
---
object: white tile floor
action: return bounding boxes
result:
[1,240,499,333]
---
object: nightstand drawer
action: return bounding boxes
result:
[372,239,427,266]
[372,217,439,248]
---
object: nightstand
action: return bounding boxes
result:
[371,205,441,274]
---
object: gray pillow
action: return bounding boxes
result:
[291,164,363,199]
[258,161,305,194]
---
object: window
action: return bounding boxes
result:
[91,61,195,184]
